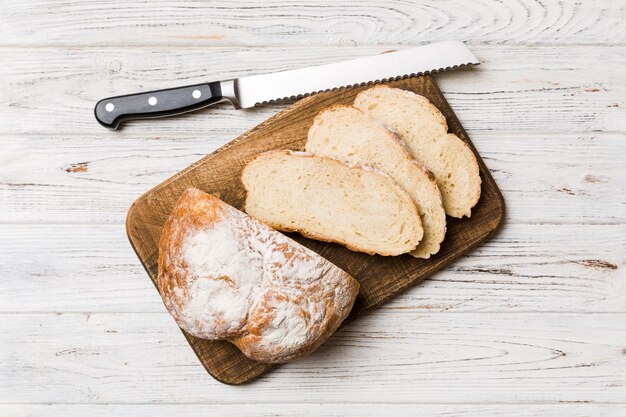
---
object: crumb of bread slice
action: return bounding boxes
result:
[354,85,481,218]
[306,105,446,259]
[242,150,423,256]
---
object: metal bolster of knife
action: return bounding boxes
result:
[220,79,240,109]
[93,81,234,129]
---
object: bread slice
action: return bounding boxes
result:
[306,105,446,259]
[354,85,481,218]
[242,150,423,256]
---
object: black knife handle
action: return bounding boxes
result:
[94,82,223,129]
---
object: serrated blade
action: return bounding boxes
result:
[229,41,478,108]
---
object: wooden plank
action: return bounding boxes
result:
[1,312,624,403]
[1,45,625,136]
[1,0,624,46]
[2,404,624,417]
[1,133,624,225]
[0,224,623,313]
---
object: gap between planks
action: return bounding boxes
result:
[1,311,625,315]
[1,42,626,49]
[1,130,625,138]
[1,401,626,405]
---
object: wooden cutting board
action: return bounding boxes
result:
[126,75,505,385]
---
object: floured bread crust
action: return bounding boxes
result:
[157,188,359,363]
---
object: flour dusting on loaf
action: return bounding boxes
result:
[157,187,359,363]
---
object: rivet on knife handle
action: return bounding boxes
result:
[94,81,226,129]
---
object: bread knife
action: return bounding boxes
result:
[94,41,478,129]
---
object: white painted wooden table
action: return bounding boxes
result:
[1,1,625,415]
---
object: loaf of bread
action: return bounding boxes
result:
[242,150,423,256]
[354,85,481,218]
[306,105,446,259]
[157,188,360,363]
